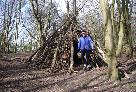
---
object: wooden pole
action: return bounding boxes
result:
[73,0,76,16]
[67,1,69,16]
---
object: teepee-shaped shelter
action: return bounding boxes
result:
[27,0,107,73]
[27,15,81,72]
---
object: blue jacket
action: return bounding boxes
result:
[78,36,94,50]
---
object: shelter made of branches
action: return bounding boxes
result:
[27,16,79,72]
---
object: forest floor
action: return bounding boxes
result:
[0,53,136,92]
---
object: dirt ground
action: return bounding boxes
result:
[0,53,136,92]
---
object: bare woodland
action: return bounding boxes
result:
[0,0,136,91]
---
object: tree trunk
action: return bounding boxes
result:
[100,0,119,80]
[69,39,74,73]
[116,14,124,56]
[29,0,44,47]
[125,0,133,58]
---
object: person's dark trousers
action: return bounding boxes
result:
[81,49,92,68]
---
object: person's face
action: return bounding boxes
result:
[86,32,89,36]
[82,32,86,37]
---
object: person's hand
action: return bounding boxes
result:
[77,51,81,58]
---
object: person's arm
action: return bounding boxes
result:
[89,37,94,50]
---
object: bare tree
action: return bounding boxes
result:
[100,0,119,80]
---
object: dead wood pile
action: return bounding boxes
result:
[27,17,79,72]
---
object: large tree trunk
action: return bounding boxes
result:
[116,14,124,56]
[100,0,119,80]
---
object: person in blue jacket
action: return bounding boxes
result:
[78,30,94,70]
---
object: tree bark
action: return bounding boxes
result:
[116,14,124,56]
[100,0,119,80]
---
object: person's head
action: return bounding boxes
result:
[81,30,87,37]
